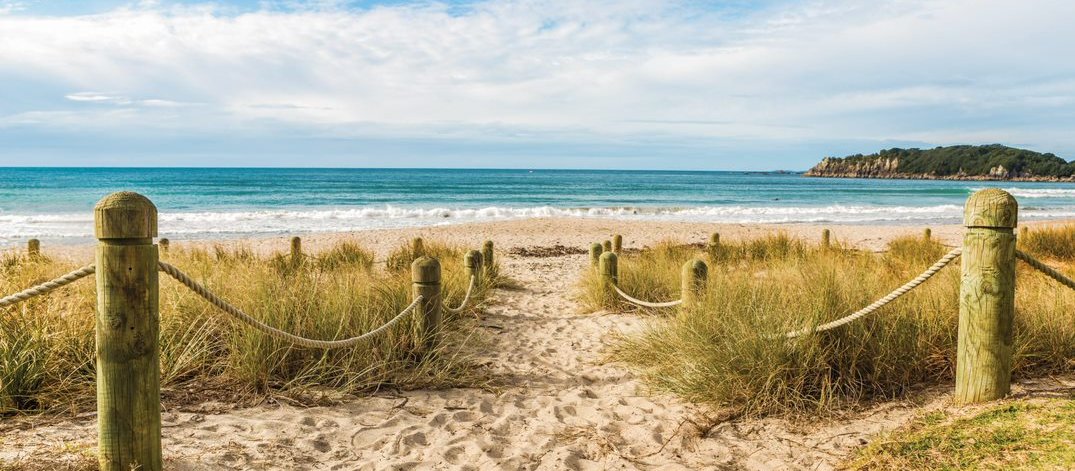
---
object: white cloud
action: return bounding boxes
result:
[0,0,1074,163]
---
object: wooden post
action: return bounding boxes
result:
[27,239,40,257]
[598,252,618,304]
[612,234,623,253]
[158,238,169,255]
[94,192,162,471]
[412,256,442,350]
[589,243,603,268]
[412,237,425,258]
[482,240,494,277]
[1020,226,1029,240]
[290,236,302,266]
[821,229,831,250]
[923,228,932,241]
[707,233,720,260]
[603,240,612,253]
[464,249,483,287]
[681,259,708,308]
[955,188,1017,404]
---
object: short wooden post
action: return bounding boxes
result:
[412,256,442,350]
[612,234,623,253]
[1020,226,1028,240]
[158,238,169,255]
[464,249,483,287]
[290,236,302,266]
[482,240,494,277]
[603,240,612,253]
[821,229,831,250]
[955,188,1017,404]
[923,228,932,241]
[681,259,708,308]
[707,233,720,260]
[412,237,425,258]
[589,243,603,267]
[27,239,40,257]
[94,192,162,471]
[598,252,618,304]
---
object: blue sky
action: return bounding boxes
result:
[0,0,1073,170]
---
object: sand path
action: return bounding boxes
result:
[3,252,945,470]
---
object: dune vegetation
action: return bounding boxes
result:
[583,229,1075,415]
[0,239,498,416]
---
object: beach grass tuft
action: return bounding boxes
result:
[0,239,496,415]
[1020,224,1075,261]
[585,234,1075,415]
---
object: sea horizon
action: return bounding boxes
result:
[3,167,1075,247]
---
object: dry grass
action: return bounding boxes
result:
[845,396,1075,470]
[582,232,1075,415]
[1020,224,1075,261]
[0,239,499,416]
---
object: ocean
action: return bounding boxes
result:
[2,167,1075,246]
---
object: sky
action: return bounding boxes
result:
[0,0,1073,170]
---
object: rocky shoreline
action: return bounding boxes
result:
[803,172,1075,182]
[805,155,1075,182]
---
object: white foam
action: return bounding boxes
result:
[980,188,1075,198]
[2,203,1074,245]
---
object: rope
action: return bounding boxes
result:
[444,275,477,314]
[1016,250,1075,291]
[781,247,962,339]
[0,265,96,308]
[611,283,683,308]
[158,261,422,349]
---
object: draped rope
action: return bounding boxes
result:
[1017,250,1075,291]
[611,283,683,308]
[0,265,96,308]
[780,248,962,339]
[444,275,477,314]
[158,261,421,349]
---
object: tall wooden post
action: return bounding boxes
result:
[482,240,494,278]
[412,237,425,258]
[94,192,162,471]
[956,188,1017,404]
[589,243,603,268]
[464,250,483,288]
[412,256,442,351]
[158,238,169,255]
[290,236,302,266]
[821,229,831,250]
[681,259,708,308]
[598,252,618,304]
[923,228,932,241]
[603,240,612,253]
[612,234,623,253]
[707,233,720,260]
[27,239,40,257]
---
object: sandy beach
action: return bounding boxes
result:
[4,218,1075,470]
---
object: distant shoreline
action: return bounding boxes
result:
[803,173,1075,183]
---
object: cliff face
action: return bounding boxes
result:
[806,156,902,178]
[808,155,1070,181]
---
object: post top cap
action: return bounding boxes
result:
[411,256,441,283]
[599,251,617,260]
[964,188,1018,228]
[94,191,157,239]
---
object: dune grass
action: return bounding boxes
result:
[583,232,1075,415]
[1020,223,1075,261]
[0,239,498,416]
[846,397,1075,470]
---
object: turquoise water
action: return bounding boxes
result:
[2,168,1075,245]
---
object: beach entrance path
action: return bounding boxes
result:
[2,251,932,470]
